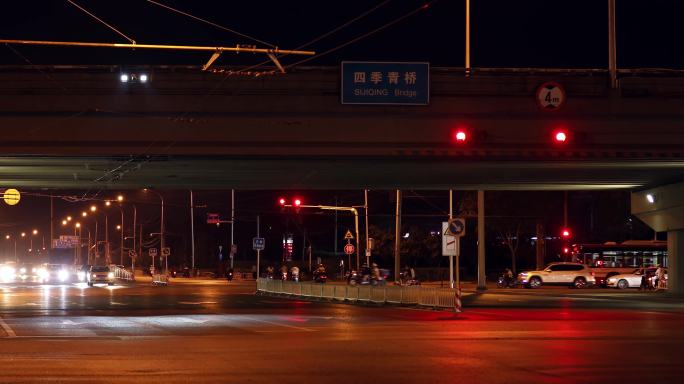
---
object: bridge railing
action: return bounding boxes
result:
[256,278,460,311]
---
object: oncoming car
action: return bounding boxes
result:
[87,265,114,286]
[517,262,596,289]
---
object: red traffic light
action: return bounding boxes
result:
[454,130,467,143]
[553,130,568,143]
[561,228,571,238]
[563,247,569,254]
[278,197,286,206]
[293,198,302,207]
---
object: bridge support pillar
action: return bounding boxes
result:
[632,181,684,296]
[668,230,684,296]
[477,190,486,290]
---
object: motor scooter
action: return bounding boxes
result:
[497,273,517,288]
[313,271,327,283]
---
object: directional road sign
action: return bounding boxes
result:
[252,237,265,251]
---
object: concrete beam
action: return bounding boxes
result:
[632,181,684,232]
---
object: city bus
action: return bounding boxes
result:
[570,240,667,286]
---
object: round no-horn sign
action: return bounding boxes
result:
[536,82,565,111]
[344,243,355,255]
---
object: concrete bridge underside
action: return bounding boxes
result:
[0,66,683,190]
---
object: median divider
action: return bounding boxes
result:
[256,278,461,311]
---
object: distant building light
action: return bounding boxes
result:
[139,74,148,83]
[646,194,656,204]
[120,74,129,83]
[403,232,410,238]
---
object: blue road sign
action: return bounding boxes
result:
[253,237,265,251]
[341,61,429,105]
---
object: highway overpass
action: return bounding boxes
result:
[0,65,683,190]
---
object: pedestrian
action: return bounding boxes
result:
[639,268,648,291]
[655,265,666,290]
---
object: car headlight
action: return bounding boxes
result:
[0,266,16,281]
[518,272,528,277]
[107,272,114,279]
[37,268,49,278]
[92,273,97,278]
[19,267,26,274]
[607,278,617,283]
[58,270,69,282]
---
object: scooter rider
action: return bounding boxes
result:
[291,265,300,282]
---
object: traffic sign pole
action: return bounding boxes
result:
[256,215,260,278]
[449,190,453,289]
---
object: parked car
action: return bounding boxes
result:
[517,262,595,289]
[87,265,114,286]
[606,267,667,289]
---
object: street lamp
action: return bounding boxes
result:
[144,189,165,272]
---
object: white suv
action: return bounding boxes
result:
[518,262,595,289]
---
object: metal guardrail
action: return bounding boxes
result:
[256,278,461,311]
[110,265,135,281]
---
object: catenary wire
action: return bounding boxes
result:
[286,0,437,68]
[145,0,276,48]
[66,0,136,44]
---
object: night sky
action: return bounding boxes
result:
[1,0,683,68]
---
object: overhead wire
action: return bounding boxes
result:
[144,0,276,48]
[66,0,136,44]
[286,0,438,68]
[216,0,394,75]
[3,43,70,93]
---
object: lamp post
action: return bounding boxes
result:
[114,195,125,266]
[5,234,17,263]
[144,189,165,272]
[90,205,99,260]
[104,201,112,265]
[29,229,38,253]
[74,223,82,265]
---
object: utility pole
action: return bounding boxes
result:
[364,189,370,266]
[230,189,235,269]
[50,195,53,259]
[394,190,402,283]
[190,190,196,273]
[608,0,618,89]
[256,215,261,278]
[465,0,471,76]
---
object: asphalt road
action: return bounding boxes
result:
[1,279,683,383]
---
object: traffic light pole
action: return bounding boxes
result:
[282,203,360,271]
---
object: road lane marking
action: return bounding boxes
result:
[178,301,218,305]
[242,316,315,332]
[0,316,17,337]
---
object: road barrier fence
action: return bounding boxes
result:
[257,278,461,311]
[110,265,135,281]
